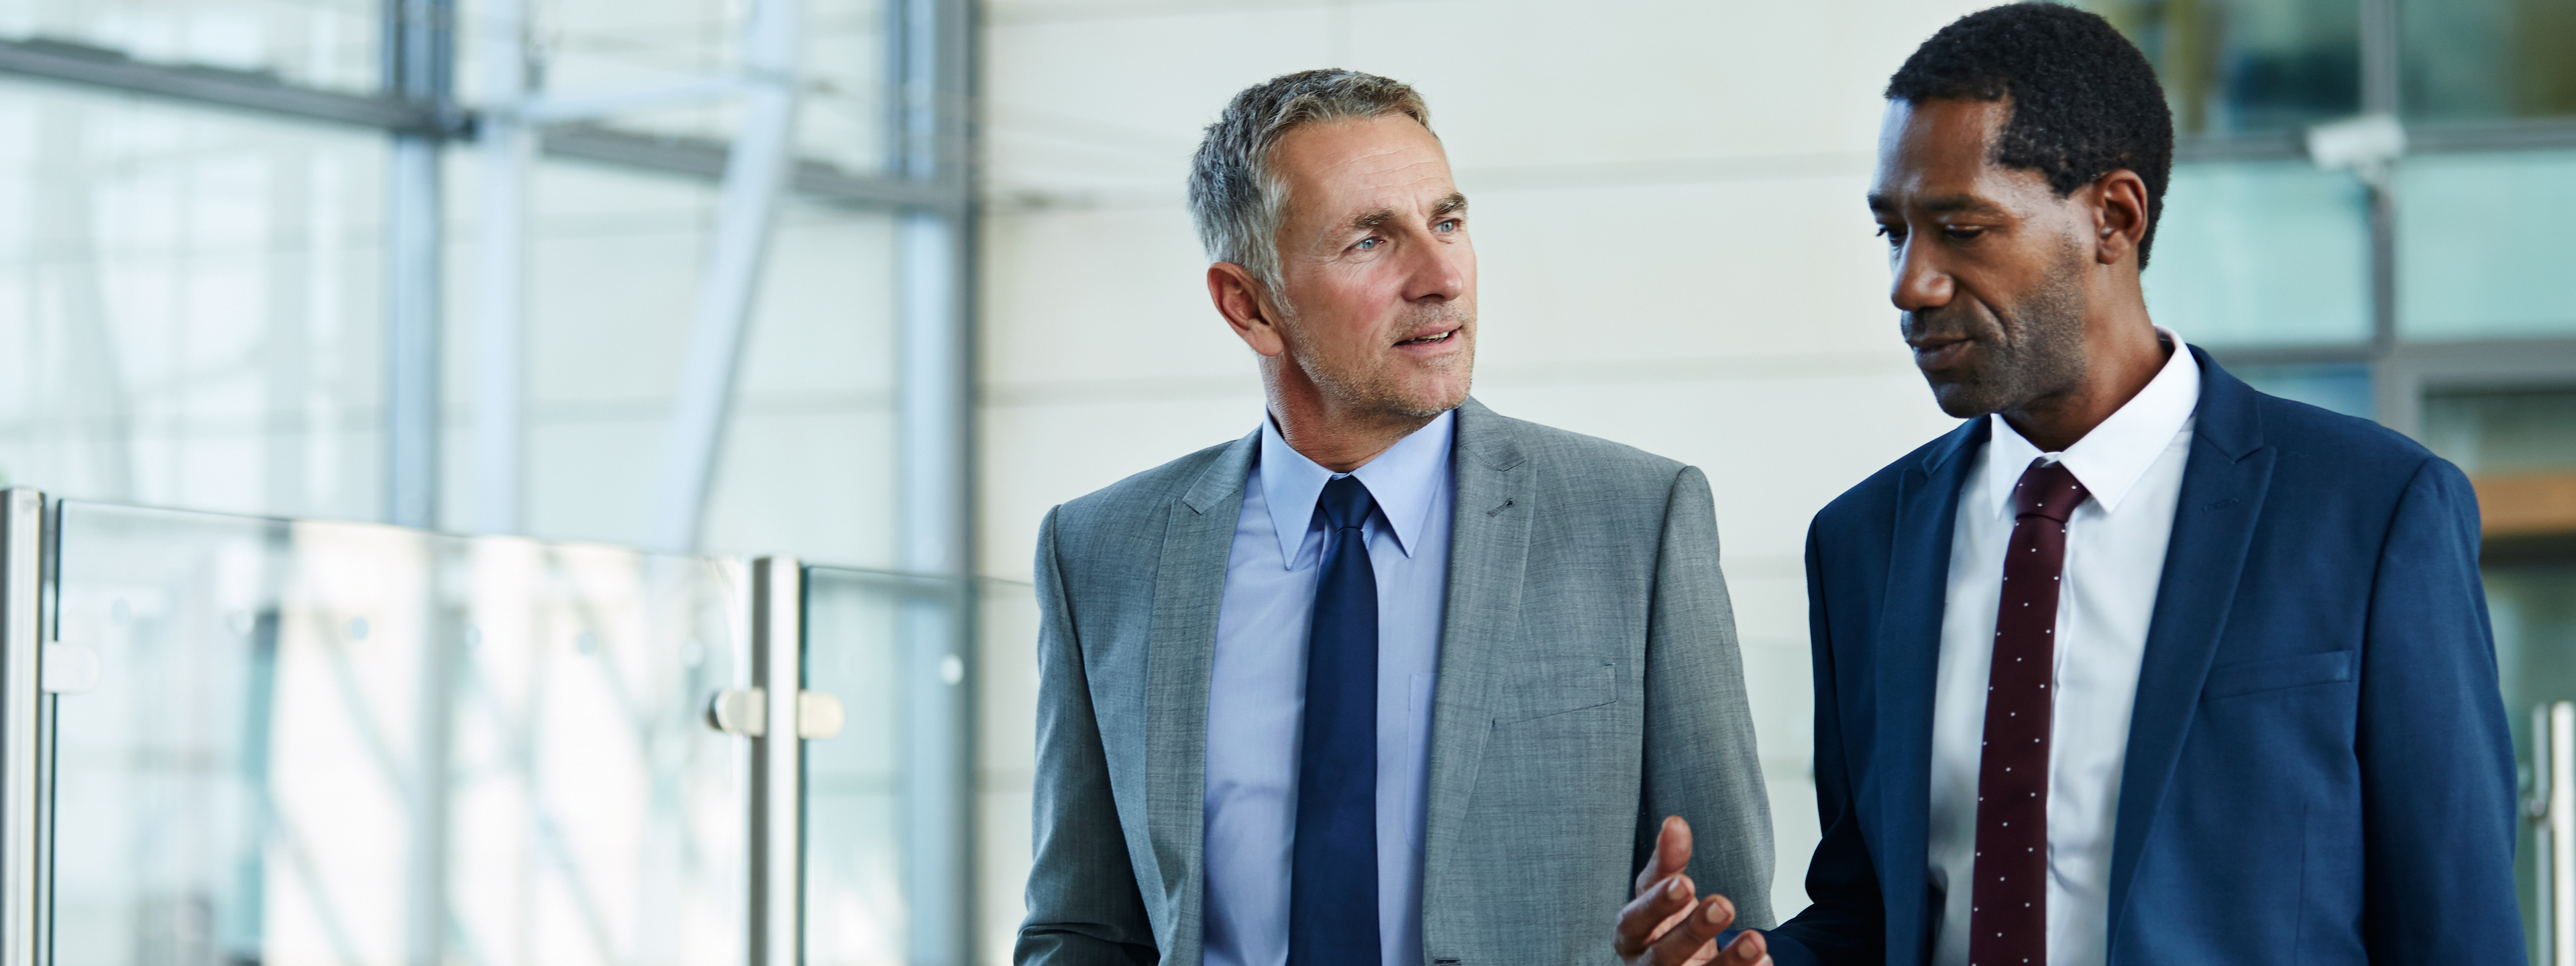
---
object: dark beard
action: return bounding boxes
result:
[1909,252,2090,419]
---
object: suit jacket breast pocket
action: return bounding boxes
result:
[2201,651,2356,701]
[1494,660,1618,724]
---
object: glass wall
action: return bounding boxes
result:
[436,158,904,564]
[2396,149,2576,341]
[2143,160,2372,348]
[2081,0,2362,136]
[0,80,387,521]
[0,0,380,93]
[2402,0,2576,123]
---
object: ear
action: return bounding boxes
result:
[1208,262,1288,358]
[2090,169,2151,268]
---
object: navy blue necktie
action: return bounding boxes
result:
[1289,475,1380,966]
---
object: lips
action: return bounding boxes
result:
[1911,336,1972,370]
[1395,324,1460,347]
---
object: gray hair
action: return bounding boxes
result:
[1186,69,1434,297]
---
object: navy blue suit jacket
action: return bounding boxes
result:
[1764,349,2524,965]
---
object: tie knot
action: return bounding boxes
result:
[1318,476,1377,531]
[2013,460,2090,523]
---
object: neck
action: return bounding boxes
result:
[1263,360,1437,473]
[1996,302,2168,453]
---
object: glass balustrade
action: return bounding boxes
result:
[15,495,1023,965]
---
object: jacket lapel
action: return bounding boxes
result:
[1420,399,1531,924]
[2104,349,2275,947]
[1142,429,1258,961]
[1878,418,1984,965]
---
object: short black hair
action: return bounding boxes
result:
[1886,3,2176,267]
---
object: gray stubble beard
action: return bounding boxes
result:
[1285,301,1477,421]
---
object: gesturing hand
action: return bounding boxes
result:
[1614,816,1771,966]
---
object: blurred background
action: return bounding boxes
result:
[0,0,2571,963]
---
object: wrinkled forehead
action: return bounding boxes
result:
[1273,115,1457,216]
[1869,97,2011,207]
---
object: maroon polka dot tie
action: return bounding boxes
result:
[1969,459,2088,966]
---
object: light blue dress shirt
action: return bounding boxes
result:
[1202,409,1454,966]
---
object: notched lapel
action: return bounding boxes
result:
[1140,430,1256,958]
[1421,400,1531,912]
[2106,354,2276,946]
[1875,418,1982,965]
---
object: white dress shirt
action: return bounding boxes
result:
[1202,410,1453,966]
[1927,331,2200,966]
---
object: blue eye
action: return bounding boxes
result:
[1356,237,1381,250]
[1435,219,1458,232]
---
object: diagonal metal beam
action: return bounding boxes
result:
[0,37,961,211]
[0,36,466,136]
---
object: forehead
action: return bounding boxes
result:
[1870,98,2024,206]
[1271,115,1454,210]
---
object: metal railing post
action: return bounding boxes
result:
[749,557,804,966]
[0,488,46,966]
[2538,702,2576,966]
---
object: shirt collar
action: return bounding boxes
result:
[1258,409,1456,568]
[1983,327,2200,520]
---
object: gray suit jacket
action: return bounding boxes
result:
[1016,398,1774,966]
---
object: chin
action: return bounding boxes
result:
[1927,378,2004,420]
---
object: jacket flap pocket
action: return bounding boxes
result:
[1495,660,1617,723]
[2202,651,2355,701]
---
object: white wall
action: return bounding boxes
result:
[975,0,1990,941]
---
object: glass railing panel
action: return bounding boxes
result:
[799,566,928,965]
[973,578,1040,966]
[800,568,1036,966]
[49,500,751,965]
[443,535,751,965]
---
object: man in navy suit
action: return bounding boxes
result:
[1612,5,2524,965]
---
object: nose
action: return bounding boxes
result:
[1890,231,1953,314]
[1402,230,1468,305]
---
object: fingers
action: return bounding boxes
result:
[1644,894,1735,966]
[1721,927,1770,966]
[1613,872,1698,959]
[1633,815,1696,898]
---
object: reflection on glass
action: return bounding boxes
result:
[0,0,380,93]
[2145,161,2371,347]
[2229,362,2373,420]
[2403,0,2576,123]
[51,500,751,965]
[2082,0,2360,135]
[2396,150,2576,341]
[0,80,387,521]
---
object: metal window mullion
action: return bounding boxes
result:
[2357,0,2406,425]
[748,557,804,966]
[892,0,979,959]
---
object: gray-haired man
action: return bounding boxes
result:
[1015,69,1774,966]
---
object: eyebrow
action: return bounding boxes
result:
[1347,193,1469,232]
[1868,192,2007,217]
